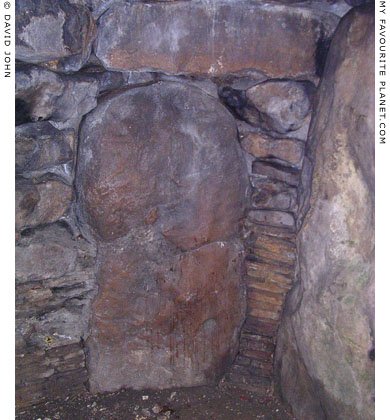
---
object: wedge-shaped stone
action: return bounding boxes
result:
[243,317,279,337]
[251,178,298,212]
[240,348,274,362]
[246,233,296,264]
[95,1,338,78]
[250,233,296,254]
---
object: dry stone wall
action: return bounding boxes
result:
[222,81,310,393]
[15,0,365,411]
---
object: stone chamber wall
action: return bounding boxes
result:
[15,1,374,419]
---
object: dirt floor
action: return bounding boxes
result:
[16,385,298,420]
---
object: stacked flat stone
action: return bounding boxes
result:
[222,79,310,393]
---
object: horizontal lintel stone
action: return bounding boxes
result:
[95,1,338,78]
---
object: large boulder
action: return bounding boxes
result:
[76,82,248,249]
[16,0,96,72]
[275,6,374,420]
[76,81,248,392]
[94,0,338,79]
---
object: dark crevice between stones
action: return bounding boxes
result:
[218,86,262,126]
[16,98,33,126]
[315,33,332,78]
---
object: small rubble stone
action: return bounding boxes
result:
[16,179,72,234]
[241,133,304,167]
[252,161,300,187]
[141,408,151,417]
[246,81,314,135]
[16,65,99,128]
[168,392,177,401]
[16,122,74,175]
[152,404,161,414]
[248,210,295,229]
[250,178,298,212]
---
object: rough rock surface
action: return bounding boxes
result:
[16,65,100,128]
[275,6,374,420]
[16,122,74,174]
[246,81,314,135]
[76,81,248,392]
[16,0,96,72]
[250,178,298,213]
[16,224,97,407]
[16,178,72,235]
[94,1,338,79]
[252,161,300,187]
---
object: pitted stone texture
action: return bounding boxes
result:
[246,80,314,135]
[94,1,338,79]
[275,7,374,420]
[88,239,245,392]
[16,0,96,72]
[76,82,248,249]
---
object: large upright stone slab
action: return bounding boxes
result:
[275,6,374,420]
[95,0,338,79]
[76,82,248,392]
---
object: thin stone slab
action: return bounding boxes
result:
[95,0,338,79]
